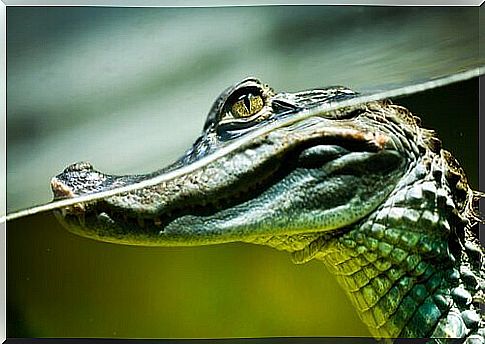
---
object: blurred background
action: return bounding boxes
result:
[6,6,482,338]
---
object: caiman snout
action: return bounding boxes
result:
[50,177,76,199]
[51,161,94,198]
[51,161,109,200]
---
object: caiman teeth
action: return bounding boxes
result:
[90,207,169,232]
[64,130,387,234]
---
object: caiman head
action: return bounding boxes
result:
[51,78,406,245]
[51,78,484,340]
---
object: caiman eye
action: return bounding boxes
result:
[215,79,274,140]
[222,86,267,121]
[230,93,264,118]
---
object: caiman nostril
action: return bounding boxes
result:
[63,161,94,173]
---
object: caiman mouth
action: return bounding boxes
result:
[51,119,400,246]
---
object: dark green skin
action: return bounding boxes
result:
[52,78,484,341]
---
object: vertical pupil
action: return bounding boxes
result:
[229,90,264,118]
[242,94,252,114]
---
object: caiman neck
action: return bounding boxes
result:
[311,154,484,340]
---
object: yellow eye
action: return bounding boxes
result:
[230,94,264,118]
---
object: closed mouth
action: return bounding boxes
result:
[52,125,391,238]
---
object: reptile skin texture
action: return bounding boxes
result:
[51,79,484,342]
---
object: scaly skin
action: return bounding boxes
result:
[51,78,484,341]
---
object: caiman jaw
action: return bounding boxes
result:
[51,78,408,247]
[51,123,404,247]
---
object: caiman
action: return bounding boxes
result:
[50,78,484,342]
